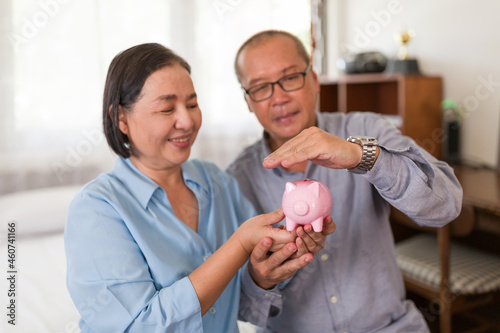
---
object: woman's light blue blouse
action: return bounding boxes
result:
[65,157,257,333]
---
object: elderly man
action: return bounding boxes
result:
[227,30,462,333]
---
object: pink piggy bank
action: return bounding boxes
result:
[281,179,332,232]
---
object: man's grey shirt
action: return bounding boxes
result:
[227,111,462,333]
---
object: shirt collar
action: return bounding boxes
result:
[180,160,211,198]
[113,157,210,209]
[113,157,160,209]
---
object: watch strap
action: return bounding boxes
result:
[346,136,378,174]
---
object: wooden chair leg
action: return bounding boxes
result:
[439,290,452,333]
[438,224,452,333]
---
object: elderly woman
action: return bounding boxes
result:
[64,43,333,333]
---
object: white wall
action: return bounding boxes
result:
[325,0,500,168]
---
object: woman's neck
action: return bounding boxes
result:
[129,155,183,189]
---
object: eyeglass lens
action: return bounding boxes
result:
[249,72,305,101]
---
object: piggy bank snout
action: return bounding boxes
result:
[293,200,310,216]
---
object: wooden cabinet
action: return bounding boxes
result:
[319,74,443,159]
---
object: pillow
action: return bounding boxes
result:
[0,185,82,238]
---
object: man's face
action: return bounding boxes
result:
[237,35,320,149]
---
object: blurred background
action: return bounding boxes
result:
[0,0,313,195]
[1,1,500,333]
[1,0,499,194]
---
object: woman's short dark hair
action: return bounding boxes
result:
[103,43,191,158]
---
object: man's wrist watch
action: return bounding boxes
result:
[346,136,378,174]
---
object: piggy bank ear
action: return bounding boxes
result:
[308,182,320,197]
[285,182,297,193]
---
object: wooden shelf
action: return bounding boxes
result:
[319,74,443,159]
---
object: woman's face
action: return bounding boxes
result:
[118,64,202,171]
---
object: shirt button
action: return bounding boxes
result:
[203,255,210,261]
[209,307,216,315]
[320,253,329,261]
[330,296,338,304]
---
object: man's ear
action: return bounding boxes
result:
[110,105,129,135]
[243,94,253,113]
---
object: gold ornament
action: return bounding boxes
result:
[394,29,415,60]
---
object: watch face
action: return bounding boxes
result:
[347,136,377,145]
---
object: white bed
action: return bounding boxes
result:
[0,185,257,333]
[0,186,82,333]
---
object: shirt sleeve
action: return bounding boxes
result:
[238,261,283,327]
[361,113,463,227]
[64,190,203,333]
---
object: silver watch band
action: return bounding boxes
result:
[346,136,378,174]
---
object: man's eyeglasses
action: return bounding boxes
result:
[243,66,310,102]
